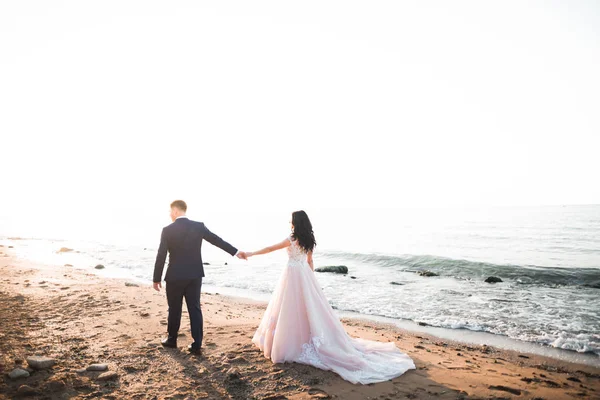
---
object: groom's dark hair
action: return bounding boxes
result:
[170,200,187,212]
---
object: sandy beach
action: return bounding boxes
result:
[1,245,599,400]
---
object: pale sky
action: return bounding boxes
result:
[1,1,599,230]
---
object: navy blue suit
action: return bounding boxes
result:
[153,217,237,348]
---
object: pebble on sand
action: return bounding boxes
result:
[8,368,30,379]
[97,371,119,381]
[86,364,109,372]
[26,356,56,370]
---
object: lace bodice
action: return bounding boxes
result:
[287,235,308,264]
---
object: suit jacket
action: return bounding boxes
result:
[153,217,237,282]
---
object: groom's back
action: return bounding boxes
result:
[163,218,207,281]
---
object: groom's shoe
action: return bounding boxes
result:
[161,337,178,348]
[188,344,202,355]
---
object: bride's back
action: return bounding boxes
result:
[287,236,308,264]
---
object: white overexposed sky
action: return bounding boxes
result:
[1,1,599,239]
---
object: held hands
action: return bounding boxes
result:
[236,251,253,260]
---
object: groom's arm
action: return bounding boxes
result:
[202,223,238,256]
[153,228,168,282]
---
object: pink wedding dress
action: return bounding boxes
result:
[252,236,415,384]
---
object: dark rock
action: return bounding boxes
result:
[315,266,348,274]
[27,356,55,370]
[350,276,357,279]
[485,276,503,283]
[567,376,582,383]
[518,354,530,359]
[125,282,139,287]
[8,368,30,379]
[414,345,426,349]
[417,322,430,326]
[418,270,439,277]
[489,385,521,395]
[390,281,404,285]
[94,264,105,269]
[203,262,210,265]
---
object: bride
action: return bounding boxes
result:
[246,210,415,384]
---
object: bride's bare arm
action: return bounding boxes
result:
[307,251,314,271]
[247,238,291,257]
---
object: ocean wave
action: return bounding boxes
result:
[319,251,600,288]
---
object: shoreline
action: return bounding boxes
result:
[4,235,599,365]
[1,245,599,399]
[200,285,600,369]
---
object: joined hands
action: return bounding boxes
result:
[236,251,251,260]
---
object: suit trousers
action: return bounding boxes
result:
[166,277,203,348]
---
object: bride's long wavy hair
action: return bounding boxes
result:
[291,210,317,253]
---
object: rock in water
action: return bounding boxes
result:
[94,264,105,269]
[86,364,108,371]
[418,271,439,277]
[57,247,73,253]
[315,266,348,274]
[27,356,56,370]
[485,276,503,283]
[8,368,30,379]
[390,281,404,285]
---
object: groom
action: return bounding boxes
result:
[153,200,246,354]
